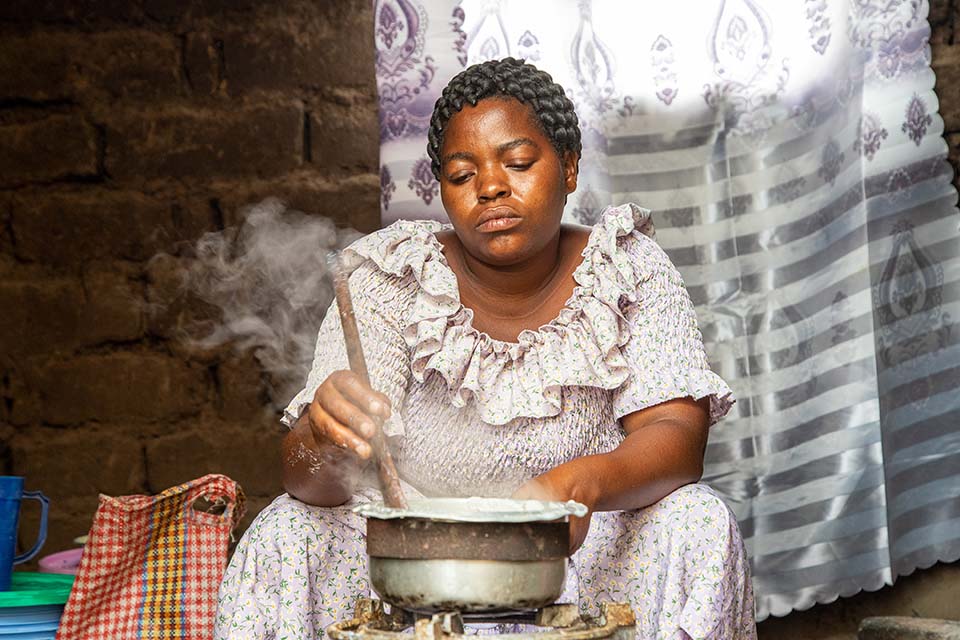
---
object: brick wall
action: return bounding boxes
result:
[0,0,380,552]
[1,1,957,637]
[934,0,960,189]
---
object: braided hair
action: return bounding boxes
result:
[427,57,582,180]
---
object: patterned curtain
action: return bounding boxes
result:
[373,0,960,620]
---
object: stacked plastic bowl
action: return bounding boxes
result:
[0,573,74,639]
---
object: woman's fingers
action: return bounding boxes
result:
[307,371,391,460]
[307,395,372,459]
[331,371,392,422]
[322,383,377,440]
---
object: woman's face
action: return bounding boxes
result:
[439,97,578,266]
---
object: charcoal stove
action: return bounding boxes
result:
[327,598,636,640]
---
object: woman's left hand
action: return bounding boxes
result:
[512,470,596,554]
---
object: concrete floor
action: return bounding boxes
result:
[756,561,960,639]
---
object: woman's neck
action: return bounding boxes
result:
[437,225,591,341]
[457,231,565,302]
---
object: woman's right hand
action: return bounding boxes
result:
[306,370,392,463]
[282,370,393,506]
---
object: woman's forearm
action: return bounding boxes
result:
[590,418,706,511]
[281,415,368,507]
[547,412,708,513]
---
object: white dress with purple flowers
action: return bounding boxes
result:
[215,204,757,640]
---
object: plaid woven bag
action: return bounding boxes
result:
[56,474,245,639]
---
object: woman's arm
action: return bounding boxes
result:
[515,231,730,551]
[278,263,413,508]
[282,414,363,507]
[513,395,710,550]
[576,396,709,511]
[281,369,393,507]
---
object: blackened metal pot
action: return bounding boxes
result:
[356,498,586,613]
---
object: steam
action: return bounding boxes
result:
[176,197,362,407]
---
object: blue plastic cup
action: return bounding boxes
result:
[0,477,49,591]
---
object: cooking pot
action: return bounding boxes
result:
[355,497,587,613]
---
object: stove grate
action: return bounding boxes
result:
[327,598,636,640]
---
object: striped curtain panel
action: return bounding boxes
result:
[374,0,960,619]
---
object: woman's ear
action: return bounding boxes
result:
[563,151,580,194]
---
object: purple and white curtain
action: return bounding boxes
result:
[373,0,960,619]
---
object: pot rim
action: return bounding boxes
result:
[354,496,587,523]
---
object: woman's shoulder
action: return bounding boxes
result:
[579,202,669,277]
[341,219,447,276]
[340,218,457,309]
[590,202,656,245]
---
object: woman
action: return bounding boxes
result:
[216,58,756,639]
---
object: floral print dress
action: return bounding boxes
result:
[215,203,757,639]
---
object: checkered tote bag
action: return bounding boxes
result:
[57,474,245,639]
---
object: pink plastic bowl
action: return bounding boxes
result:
[38,548,83,575]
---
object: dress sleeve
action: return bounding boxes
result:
[281,262,414,438]
[610,234,734,425]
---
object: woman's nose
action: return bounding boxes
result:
[477,169,510,202]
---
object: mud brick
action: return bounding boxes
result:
[182,32,221,95]
[106,105,302,182]
[933,44,960,132]
[11,190,174,266]
[11,426,145,498]
[0,0,145,25]
[145,420,282,497]
[0,31,179,103]
[0,115,98,188]
[216,352,269,422]
[0,278,85,356]
[144,252,222,345]
[0,34,71,102]
[217,3,374,94]
[74,31,181,101]
[947,133,960,191]
[0,267,141,355]
[80,263,145,344]
[218,172,380,232]
[309,100,379,174]
[28,352,207,424]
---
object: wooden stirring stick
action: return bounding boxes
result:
[332,263,408,509]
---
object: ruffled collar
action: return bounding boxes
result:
[342,203,655,425]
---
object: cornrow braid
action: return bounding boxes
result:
[427,57,582,180]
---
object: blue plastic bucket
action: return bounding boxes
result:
[0,573,73,639]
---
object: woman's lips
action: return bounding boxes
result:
[476,207,521,233]
[477,216,522,232]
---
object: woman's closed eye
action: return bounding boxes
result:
[506,160,534,171]
[448,171,474,184]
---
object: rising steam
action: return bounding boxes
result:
[177,198,362,407]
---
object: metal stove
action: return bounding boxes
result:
[327,598,636,640]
